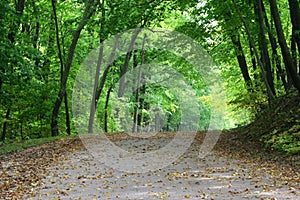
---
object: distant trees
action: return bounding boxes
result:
[0,0,196,141]
[179,0,300,124]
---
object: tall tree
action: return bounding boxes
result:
[118,28,142,97]
[88,0,106,133]
[288,0,300,74]
[132,34,146,132]
[51,0,71,135]
[230,33,252,87]
[232,0,276,101]
[254,0,276,97]
[51,0,97,136]
[269,0,300,92]
[104,84,113,133]
[1,0,25,142]
[261,1,288,91]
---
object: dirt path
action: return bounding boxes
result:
[21,135,299,200]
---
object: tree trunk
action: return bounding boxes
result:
[88,35,120,133]
[88,44,104,133]
[88,0,106,133]
[288,0,300,74]
[51,0,96,136]
[132,50,145,133]
[1,108,11,142]
[249,41,260,83]
[137,87,144,133]
[132,52,140,133]
[292,30,298,68]
[261,1,288,92]
[230,34,252,87]
[52,0,71,135]
[118,28,142,97]
[233,0,275,100]
[104,85,113,133]
[255,0,276,97]
[269,0,300,92]
[132,33,147,132]
[64,93,71,135]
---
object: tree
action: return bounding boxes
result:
[87,0,176,133]
[230,32,252,87]
[51,0,71,135]
[288,0,300,75]
[1,0,299,142]
[104,84,113,132]
[269,0,300,92]
[51,0,97,136]
[254,0,276,98]
[261,1,288,92]
[1,0,25,142]
[232,0,276,101]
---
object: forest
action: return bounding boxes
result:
[1,0,300,199]
[1,0,300,154]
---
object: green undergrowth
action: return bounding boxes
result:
[0,134,77,155]
[236,91,300,155]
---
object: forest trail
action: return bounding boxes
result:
[1,132,299,199]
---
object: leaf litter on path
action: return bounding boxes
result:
[1,132,299,199]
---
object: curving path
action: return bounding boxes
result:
[24,136,299,200]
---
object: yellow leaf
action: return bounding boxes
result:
[120,185,127,189]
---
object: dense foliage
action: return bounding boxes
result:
[1,0,300,153]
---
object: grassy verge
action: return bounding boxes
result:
[0,134,78,155]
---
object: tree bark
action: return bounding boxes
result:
[51,0,96,136]
[255,0,276,97]
[249,41,259,82]
[132,51,143,133]
[52,0,71,135]
[292,30,298,68]
[64,94,71,135]
[88,35,120,133]
[132,33,147,132]
[261,0,288,92]
[118,28,142,97]
[230,34,252,87]
[288,0,300,74]
[137,85,146,132]
[269,0,300,92]
[104,85,113,133]
[88,0,105,133]
[88,44,104,133]
[232,0,275,100]
[1,108,11,142]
